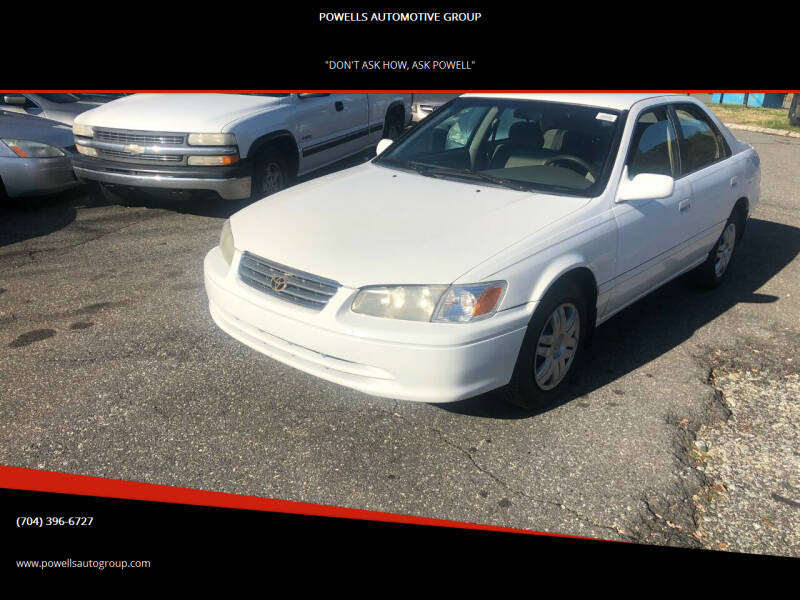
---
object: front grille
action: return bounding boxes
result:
[99,149,183,163]
[239,252,340,310]
[94,128,185,146]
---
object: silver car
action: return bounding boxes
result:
[0,93,114,126]
[0,110,79,197]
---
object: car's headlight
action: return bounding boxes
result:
[432,282,506,323]
[72,123,94,138]
[351,281,506,323]
[1,139,66,158]
[352,285,448,322]
[188,133,236,146]
[220,219,235,266]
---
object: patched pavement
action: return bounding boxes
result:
[1,131,798,554]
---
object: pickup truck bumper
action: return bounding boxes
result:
[71,155,252,200]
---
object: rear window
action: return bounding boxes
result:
[673,104,730,174]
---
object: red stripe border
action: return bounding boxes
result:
[1,466,617,542]
[5,90,800,93]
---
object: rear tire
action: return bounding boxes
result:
[692,207,744,289]
[500,279,588,410]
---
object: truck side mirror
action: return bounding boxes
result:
[4,94,27,106]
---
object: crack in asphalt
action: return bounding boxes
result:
[381,401,634,541]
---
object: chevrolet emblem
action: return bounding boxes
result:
[124,144,146,155]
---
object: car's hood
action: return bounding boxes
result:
[0,111,75,148]
[74,93,287,132]
[231,163,589,288]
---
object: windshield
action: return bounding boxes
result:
[37,93,80,103]
[377,97,624,196]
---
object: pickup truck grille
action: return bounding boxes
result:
[94,128,185,146]
[99,149,183,163]
[239,252,340,310]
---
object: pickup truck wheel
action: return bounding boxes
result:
[252,148,290,201]
[692,209,742,289]
[500,280,588,411]
[383,109,404,141]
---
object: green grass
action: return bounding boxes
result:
[708,99,800,133]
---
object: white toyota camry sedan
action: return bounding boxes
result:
[203,93,760,409]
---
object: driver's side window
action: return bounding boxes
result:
[627,108,678,178]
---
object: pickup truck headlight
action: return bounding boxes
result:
[72,123,94,138]
[1,139,66,158]
[351,281,506,323]
[188,133,236,146]
[75,144,98,157]
[220,219,235,266]
[188,154,239,166]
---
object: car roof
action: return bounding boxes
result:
[460,93,686,111]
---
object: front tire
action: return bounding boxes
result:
[383,108,404,141]
[500,280,588,410]
[251,147,291,202]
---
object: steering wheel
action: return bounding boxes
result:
[544,155,598,181]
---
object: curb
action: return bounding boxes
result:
[722,122,800,139]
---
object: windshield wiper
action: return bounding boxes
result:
[376,158,535,192]
[414,165,532,192]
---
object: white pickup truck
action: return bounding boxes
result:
[70,93,412,201]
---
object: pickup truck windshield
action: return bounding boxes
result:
[377,97,623,196]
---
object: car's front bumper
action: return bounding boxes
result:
[71,155,252,200]
[204,246,533,403]
[0,155,79,197]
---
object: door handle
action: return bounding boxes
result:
[335,101,344,112]
[730,176,738,188]
[679,199,691,212]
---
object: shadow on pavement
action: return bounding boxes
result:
[440,217,800,419]
[0,150,377,242]
[0,186,84,247]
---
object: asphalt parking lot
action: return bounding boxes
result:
[1,131,798,556]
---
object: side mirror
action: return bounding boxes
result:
[617,167,674,202]
[4,94,27,106]
[376,138,394,155]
